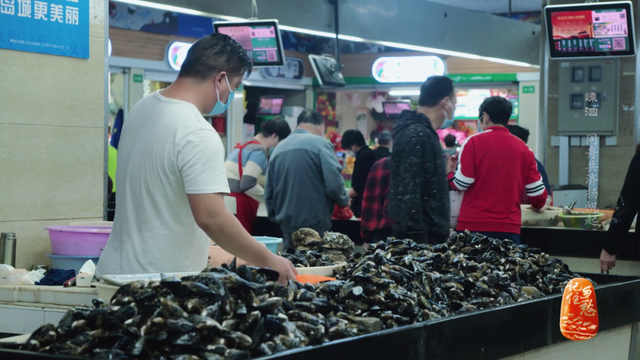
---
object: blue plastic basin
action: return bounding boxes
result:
[46,254,100,274]
[252,236,282,254]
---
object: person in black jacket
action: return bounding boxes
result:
[388,76,455,244]
[600,143,640,271]
[342,129,377,218]
[373,130,392,161]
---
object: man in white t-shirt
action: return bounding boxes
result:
[96,34,297,284]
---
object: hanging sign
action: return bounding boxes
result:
[0,0,89,59]
[260,57,305,81]
[167,41,193,71]
[372,56,446,83]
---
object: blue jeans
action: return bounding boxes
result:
[473,231,521,244]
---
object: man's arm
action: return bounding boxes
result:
[524,152,548,210]
[320,142,349,207]
[188,193,296,283]
[603,153,640,256]
[240,159,267,203]
[450,139,476,192]
[352,151,377,197]
[179,129,296,284]
[264,165,276,222]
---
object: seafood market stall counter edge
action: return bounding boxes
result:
[1,273,639,359]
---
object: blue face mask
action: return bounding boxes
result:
[477,115,483,133]
[440,100,455,129]
[206,75,234,116]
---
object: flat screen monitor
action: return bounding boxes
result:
[308,54,346,87]
[214,20,285,67]
[545,1,635,58]
[258,96,284,116]
[383,101,412,119]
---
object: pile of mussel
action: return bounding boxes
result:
[22,264,370,359]
[21,231,581,359]
[330,230,581,326]
[279,248,337,267]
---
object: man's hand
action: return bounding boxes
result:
[256,254,298,284]
[600,249,616,271]
[348,188,357,198]
[532,206,545,214]
[446,154,458,174]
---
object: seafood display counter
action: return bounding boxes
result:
[0,273,639,360]
[255,217,639,270]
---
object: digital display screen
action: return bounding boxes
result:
[383,101,412,119]
[258,96,284,115]
[546,2,635,58]
[214,20,285,67]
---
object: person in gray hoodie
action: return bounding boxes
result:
[265,110,350,249]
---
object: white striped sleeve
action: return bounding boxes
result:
[453,168,474,191]
[525,177,546,197]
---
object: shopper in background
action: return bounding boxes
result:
[443,134,458,157]
[342,129,377,218]
[265,110,350,249]
[600,144,640,271]
[449,97,547,244]
[373,130,392,160]
[388,76,453,244]
[361,156,393,249]
[225,117,291,233]
[507,125,553,204]
[97,33,297,284]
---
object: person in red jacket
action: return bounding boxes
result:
[448,96,547,244]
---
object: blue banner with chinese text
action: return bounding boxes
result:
[0,0,89,58]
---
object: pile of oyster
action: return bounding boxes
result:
[20,231,582,359]
[289,228,354,264]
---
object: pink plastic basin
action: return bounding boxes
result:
[45,226,111,256]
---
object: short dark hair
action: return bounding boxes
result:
[508,125,530,144]
[378,131,392,145]
[178,33,252,81]
[297,110,324,126]
[419,76,455,107]
[341,130,366,149]
[261,117,291,140]
[444,134,456,148]
[636,143,640,153]
[479,96,512,126]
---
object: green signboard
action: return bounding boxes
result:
[133,74,143,83]
[522,85,535,94]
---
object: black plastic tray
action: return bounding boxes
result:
[1,273,638,360]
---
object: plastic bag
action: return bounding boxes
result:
[21,268,46,285]
[0,264,15,276]
[333,205,354,220]
[450,190,464,229]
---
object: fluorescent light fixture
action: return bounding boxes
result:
[372,56,446,83]
[388,88,421,96]
[108,38,112,57]
[167,41,193,71]
[113,0,539,69]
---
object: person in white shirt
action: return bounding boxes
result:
[96,34,297,284]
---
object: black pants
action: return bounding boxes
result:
[369,227,393,243]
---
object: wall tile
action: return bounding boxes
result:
[0,37,105,128]
[0,124,103,222]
